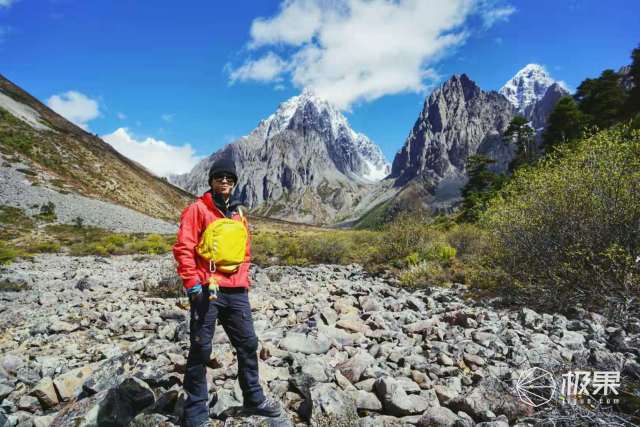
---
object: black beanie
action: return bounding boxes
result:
[208,157,238,185]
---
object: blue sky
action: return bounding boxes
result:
[0,0,638,176]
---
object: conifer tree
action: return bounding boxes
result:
[575,69,627,128]
[504,116,536,171]
[624,45,640,120]
[460,154,505,222]
[543,96,585,148]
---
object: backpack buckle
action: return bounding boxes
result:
[209,259,216,273]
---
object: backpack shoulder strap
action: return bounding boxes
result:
[235,205,249,227]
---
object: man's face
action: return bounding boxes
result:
[211,173,236,198]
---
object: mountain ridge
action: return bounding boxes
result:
[170,90,392,225]
[0,74,193,223]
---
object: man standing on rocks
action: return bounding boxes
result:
[173,157,282,427]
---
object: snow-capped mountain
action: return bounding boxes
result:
[499,64,558,115]
[170,90,391,225]
[248,89,390,181]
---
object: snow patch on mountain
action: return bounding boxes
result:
[499,64,562,114]
[250,89,390,182]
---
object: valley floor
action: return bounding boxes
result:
[0,254,638,426]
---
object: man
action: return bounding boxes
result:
[173,157,281,427]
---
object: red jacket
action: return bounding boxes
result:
[172,191,252,290]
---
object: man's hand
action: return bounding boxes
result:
[187,284,204,306]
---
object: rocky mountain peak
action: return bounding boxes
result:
[499,63,557,113]
[389,73,515,206]
[170,90,391,224]
[255,91,388,178]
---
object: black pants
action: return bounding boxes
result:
[183,287,265,426]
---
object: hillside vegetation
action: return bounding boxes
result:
[0,75,192,222]
[474,125,639,318]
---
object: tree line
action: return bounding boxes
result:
[460,44,640,222]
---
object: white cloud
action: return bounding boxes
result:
[0,0,17,8]
[480,5,516,29]
[249,0,324,48]
[161,113,174,123]
[101,128,202,177]
[116,112,127,120]
[46,91,100,130]
[228,0,515,110]
[228,52,288,84]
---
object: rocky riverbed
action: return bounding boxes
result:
[0,254,639,426]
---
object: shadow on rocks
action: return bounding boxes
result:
[214,406,293,427]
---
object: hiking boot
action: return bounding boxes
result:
[181,419,212,427]
[243,396,282,417]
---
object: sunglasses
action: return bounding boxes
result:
[212,174,236,183]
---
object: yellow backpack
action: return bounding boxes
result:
[196,209,248,273]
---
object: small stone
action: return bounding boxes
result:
[53,365,94,402]
[347,389,382,411]
[337,350,375,383]
[30,377,59,409]
[49,320,79,334]
[308,382,358,425]
[463,353,485,367]
[0,383,13,400]
[32,415,56,427]
[411,371,432,389]
[374,377,430,417]
[417,405,459,427]
[280,333,330,355]
[167,353,186,373]
[559,330,586,350]
[18,394,40,412]
[355,378,376,392]
[472,331,497,347]
[336,316,370,334]
[438,353,454,366]
[2,354,24,375]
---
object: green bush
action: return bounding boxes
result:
[28,241,61,253]
[0,206,35,240]
[0,279,31,292]
[130,234,174,255]
[0,241,30,265]
[375,210,442,262]
[35,202,57,222]
[477,125,640,317]
[445,223,491,261]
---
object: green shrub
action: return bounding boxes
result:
[0,129,35,154]
[445,223,491,261]
[130,234,173,254]
[477,125,640,317]
[0,206,34,240]
[425,243,457,263]
[72,217,84,228]
[28,241,61,253]
[399,260,451,289]
[376,211,442,262]
[0,279,31,292]
[35,202,57,222]
[0,241,30,265]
